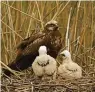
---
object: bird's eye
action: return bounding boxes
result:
[62,54,65,57]
[49,24,55,27]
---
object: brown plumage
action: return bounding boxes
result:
[3,20,62,76]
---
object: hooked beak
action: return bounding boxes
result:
[58,52,63,58]
[58,51,64,56]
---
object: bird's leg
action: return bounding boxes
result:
[34,75,42,80]
[42,74,51,81]
[47,71,57,83]
[52,71,56,80]
[42,74,46,81]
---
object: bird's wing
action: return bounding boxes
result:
[16,32,42,55]
[16,37,30,56]
[22,33,50,56]
[16,31,46,57]
[17,37,30,50]
[65,63,78,72]
[17,32,45,50]
[28,32,45,45]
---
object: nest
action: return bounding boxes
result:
[1,67,95,92]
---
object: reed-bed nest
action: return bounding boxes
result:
[1,67,95,92]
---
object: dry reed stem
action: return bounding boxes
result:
[59,36,80,53]
[25,2,35,38]
[79,2,86,51]
[36,1,44,30]
[53,1,70,20]
[1,2,41,22]
[2,33,10,65]
[1,20,23,39]
[19,2,32,34]
[52,2,64,20]
[1,1,15,21]
[73,1,81,61]
[90,2,94,63]
[43,2,63,20]
[78,46,95,56]
[74,1,81,41]
[88,56,95,61]
[65,7,72,51]
[0,61,22,80]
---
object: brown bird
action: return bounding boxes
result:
[3,20,62,76]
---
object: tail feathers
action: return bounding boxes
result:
[2,62,20,76]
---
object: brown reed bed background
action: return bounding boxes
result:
[1,1,95,92]
[1,1,95,75]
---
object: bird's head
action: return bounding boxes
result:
[38,46,47,55]
[59,50,71,61]
[44,20,59,32]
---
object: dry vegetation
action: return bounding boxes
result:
[1,1,95,92]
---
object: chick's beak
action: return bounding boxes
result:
[57,53,63,64]
[58,52,63,58]
[59,52,63,55]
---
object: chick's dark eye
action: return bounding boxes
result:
[62,54,65,56]
[50,24,55,26]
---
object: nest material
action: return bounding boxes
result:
[1,68,95,92]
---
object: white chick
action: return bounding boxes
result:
[58,50,82,79]
[32,46,57,80]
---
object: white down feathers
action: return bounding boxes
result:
[58,50,82,79]
[32,46,56,79]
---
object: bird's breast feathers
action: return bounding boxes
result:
[36,55,50,67]
[35,55,56,67]
[37,60,49,67]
